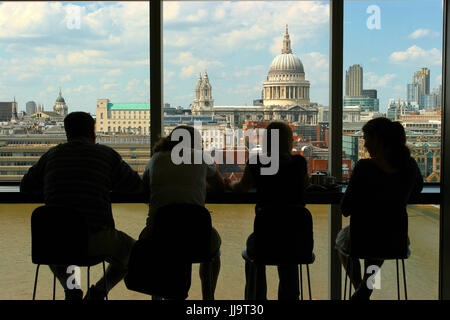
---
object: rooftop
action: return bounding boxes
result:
[108,103,150,111]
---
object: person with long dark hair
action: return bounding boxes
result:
[228,121,312,300]
[139,125,226,299]
[335,117,423,300]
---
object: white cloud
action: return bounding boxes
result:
[164,1,329,56]
[107,69,123,76]
[39,85,57,97]
[186,9,207,23]
[180,65,196,79]
[408,29,440,39]
[365,72,397,88]
[60,74,71,82]
[172,52,223,79]
[301,52,329,85]
[214,7,226,20]
[163,2,180,21]
[0,2,64,38]
[72,85,95,93]
[389,45,442,66]
[18,73,36,81]
[436,74,442,86]
[102,83,118,90]
[126,79,140,93]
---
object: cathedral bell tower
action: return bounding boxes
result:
[192,69,214,114]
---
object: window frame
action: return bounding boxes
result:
[0,0,447,300]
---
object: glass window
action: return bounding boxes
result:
[0,1,151,182]
[164,0,330,299]
[343,0,442,184]
[343,0,443,299]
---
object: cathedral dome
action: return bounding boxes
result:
[56,96,65,103]
[55,88,65,103]
[269,53,304,73]
[262,25,311,108]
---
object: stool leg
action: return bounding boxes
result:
[32,264,40,300]
[344,259,348,300]
[348,258,352,298]
[306,264,312,300]
[53,273,56,300]
[402,259,408,300]
[299,265,303,300]
[396,259,400,300]
[87,266,90,294]
[209,262,214,300]
[203,262,213,300]
[103,261,108,301]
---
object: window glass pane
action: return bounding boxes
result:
[164,0,330,300]
[343,0,442,299]
[343,0,442,184]
[0,1,150,182]
[163,0,330,179]
[0,203,331,300]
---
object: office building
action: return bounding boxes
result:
[26,101,37,115]
[345,64,363,97]
[0,101,18,122]
[414,67,431,96]
[362,89,377,99]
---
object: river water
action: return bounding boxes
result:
[0,203,439,300]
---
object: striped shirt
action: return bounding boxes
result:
[20,139,143,230]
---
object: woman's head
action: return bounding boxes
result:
[263,121,293,155]
[153,125,203,153]
[362,117,409,169]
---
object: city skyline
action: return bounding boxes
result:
[0,1,444,114]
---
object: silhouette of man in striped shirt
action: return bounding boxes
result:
[21,111,143,300]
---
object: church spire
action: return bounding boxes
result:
[282,24,292,54]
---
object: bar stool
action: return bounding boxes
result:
[242,250,315,300]
[31,205,107,300]
[340,248,410,300]
[125,204,218,300]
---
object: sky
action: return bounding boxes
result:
[0,1,444,115]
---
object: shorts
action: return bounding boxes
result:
[335,225,351,254]
[138,224,221,256]
[335,225,410,256]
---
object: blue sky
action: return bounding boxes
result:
[0,1,444,115]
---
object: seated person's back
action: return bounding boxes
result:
[146,148,216,223]
[248,153,307,209]
[22,140,142,230]
[20,111,143,300]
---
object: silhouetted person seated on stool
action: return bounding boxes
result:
[228,121,312,300]
[138,125,226,299]
[335,117,423,300]
[21,112,143,300]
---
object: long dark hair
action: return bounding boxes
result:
[153,125,202,153]
[362,117,410,170]
[263,121,293,156]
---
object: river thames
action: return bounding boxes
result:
[0,203,439,300]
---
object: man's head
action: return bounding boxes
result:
[64,112,96,142]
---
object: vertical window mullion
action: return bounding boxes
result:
[150,0,163,155]
[440,0,450,301]
[329,0,344,301]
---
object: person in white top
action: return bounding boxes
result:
[139,125,226,299]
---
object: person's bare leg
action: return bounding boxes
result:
[199,256,221,300]
[337,250,362,290]
[350,259,384,300]
[361,259,384,289]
